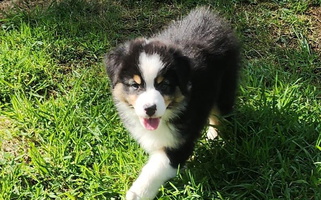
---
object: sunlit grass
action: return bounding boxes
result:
[0,0,320,199]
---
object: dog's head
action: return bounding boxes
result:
[105,38,191,131]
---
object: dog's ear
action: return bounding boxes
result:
[104,38,147,88]
[104,43,129,88]
[173,51,191,95]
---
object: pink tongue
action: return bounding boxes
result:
[142,118,160,130]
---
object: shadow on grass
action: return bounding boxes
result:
[175,97,321,199]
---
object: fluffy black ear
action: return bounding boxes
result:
[173,52,191,95]
[104,44,128,88]
[104,38,147,88]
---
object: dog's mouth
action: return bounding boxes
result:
[139,117,161,131]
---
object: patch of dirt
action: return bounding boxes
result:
[1,137,29,159]
[308,7,321,55]
[0,116,30,163]
[0,0,19,18]
[0,0,49,18]
[0,116,13,131]
[0,0,16,10]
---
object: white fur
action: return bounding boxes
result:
[207,109,220,140]
[135,53,168,129]
[115,100,181,153]
[134,89,166,118]
[138,52,164,88]
[126,151,177,200]
[206,126,218,140]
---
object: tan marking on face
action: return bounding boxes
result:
[126,94,138,106]
[113,83,126,101]
[164,95,174,107]
[156,76,164,84]
[163,87,185,108]
[113,83,138,107]
[133,75,141,85]
[174,87,185,103]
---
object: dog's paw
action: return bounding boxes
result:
[126,189,153,200]
[206,126,218,140]
[126,190,140,200]
[125,151,176,200]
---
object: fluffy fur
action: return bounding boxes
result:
[104,7,241,200]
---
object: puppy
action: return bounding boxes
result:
[104,7,241,200]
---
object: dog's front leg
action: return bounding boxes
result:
[126,150,177,200]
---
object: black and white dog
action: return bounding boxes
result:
[105,7,241,200]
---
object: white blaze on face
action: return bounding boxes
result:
[138,52,164,88]
[134,52,166,131]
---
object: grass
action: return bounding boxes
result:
[0,0,320,199]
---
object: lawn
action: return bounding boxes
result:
[0,0,320,199]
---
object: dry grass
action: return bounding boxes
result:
[0,0,49,18]
[0,116,29,163]
[308,7,321,55]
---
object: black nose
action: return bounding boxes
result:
[144,104,157,117]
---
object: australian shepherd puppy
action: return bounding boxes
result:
[104,7,241,200]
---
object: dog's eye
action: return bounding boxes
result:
[129,83,140,90]
[160,81,170,88]
[157,80,172,92]
[126,79,141,90]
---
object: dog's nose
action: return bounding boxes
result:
[144,104,157,117]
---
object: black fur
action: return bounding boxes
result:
[155,8,240,167]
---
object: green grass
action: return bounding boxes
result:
[0,0,320,199]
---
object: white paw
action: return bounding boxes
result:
[206,126,218,140]
[126,190,140,200]
[125,185,155,200]
[125,151,177,200]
